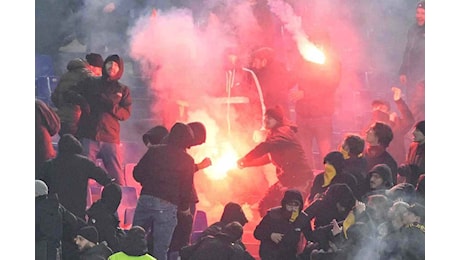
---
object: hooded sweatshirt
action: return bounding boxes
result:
[87,183,125,253]
[39,134,112,219]
[75,54,132,143]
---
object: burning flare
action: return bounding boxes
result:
[297,34,326,64]
[204,142,239,180]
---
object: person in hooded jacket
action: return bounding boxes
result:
[361,163,394,203]
[237,105,314,217]
[138,123,212,259]
[168,122,212,260]
[108,226,157,260]
[38,134,113,220]
[132,122,196,260]
[86,182,126,253]
[38,134,114,260]
[300,183,357,254]
[307,151,358,204]
[180,221,255,260]
[254,189,310,260]
[197,202,249,251]
[69,54,132,186]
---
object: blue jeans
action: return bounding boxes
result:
[132,195,178,260]
[81,138,125,185]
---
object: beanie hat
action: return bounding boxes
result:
[415,120,425,136]
[417,1,425,9]
[281,189,304,208]
[188,122,207,147]
[265,105,285,123]
[77,226,99,244]
[86,53,104,68]
[368,164,394,187]
[35,180,48,197]
[58,134,83,155]
[142,125,169,146]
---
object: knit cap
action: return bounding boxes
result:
[368,164,394,187]
[86,53,104,68]
[77,226,99,244]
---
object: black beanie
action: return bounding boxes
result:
[415,120,425,136]
[265,105,285,123]
[142,125,169,146]
[368,164,394,187]
[77,226,99,244]
[86,53,104,68]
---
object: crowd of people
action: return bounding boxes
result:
[35,0,426,259]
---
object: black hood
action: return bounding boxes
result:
[142,125,169,146]
[100,183,122,214]
[187,121,206,147]
[58,134,83,155]
[102,54,124,81]
[281,189,304,208]
[220,202,248,226]
[167,122,194,149]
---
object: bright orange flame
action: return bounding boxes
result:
[296,35,326,64]
[204,142,239,180]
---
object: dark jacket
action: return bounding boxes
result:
[343,156,368,200]
[239,124,313,187]
[51,58,93,136]
[133,122,196,211]
[181,232,255,260]
[399,23,425,85]
[39,134,113,219]
[36,194,83,260]
[363,145,398,185]
[73,54,132,143]
[254,190,310,260]
[86,183,125,253]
